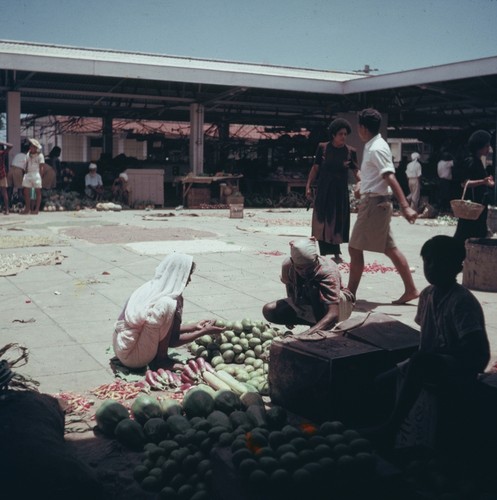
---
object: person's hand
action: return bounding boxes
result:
[198,319,225,336]
[486,176,495,188]
[353,182,361,199]
[401,205,418,224]
[305,188,313,201]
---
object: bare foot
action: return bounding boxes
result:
[392,290,420,305]
[22,209,30,215]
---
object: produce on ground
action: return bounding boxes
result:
[189,318,284,395]
[92,385,377,499]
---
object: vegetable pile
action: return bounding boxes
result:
[93,385,377,500]
[189,318,284,395]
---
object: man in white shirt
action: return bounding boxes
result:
[406,152,422,211]
[437,152,454,211]
[85,163,104,201]
[347,108,419,305]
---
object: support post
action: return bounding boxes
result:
[189,103,204,175]
[6,91,21,159]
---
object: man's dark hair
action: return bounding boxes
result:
[328,118,352,138]
[358,108,382,135]
[420,235,466,274]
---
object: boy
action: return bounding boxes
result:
[347,108,419,304]
[367,236,490,445]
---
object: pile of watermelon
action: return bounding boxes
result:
[94,385,378,500]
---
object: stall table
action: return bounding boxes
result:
[174,174,243,207]
[266,177,307,197]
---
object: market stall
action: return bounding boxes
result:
[174,173,243,207]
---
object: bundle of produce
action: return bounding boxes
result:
[189,318,282,395]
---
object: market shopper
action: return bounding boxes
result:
[347,108,419,305]
[0,140,13,214]
[453,130,495,242]
[437,151,454,212]
[22,138,45,215]
[113,253,225,369]
[262,237,355,335]
[364,236,490,448]
[111,172,130,205]
[405,152,422,212]
[306,118,360,262]
[8,142,29,204]
[84,162,104,201]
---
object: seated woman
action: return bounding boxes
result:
[112,172,130,205]
[113,253,225,369]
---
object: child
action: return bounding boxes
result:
[365,235,490,448]
[22,138,44,215]
[0,140,13,214]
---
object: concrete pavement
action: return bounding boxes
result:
[1,207,496,396]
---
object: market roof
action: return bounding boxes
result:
[0,39,496,133]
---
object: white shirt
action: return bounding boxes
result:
[11,152,27,169]
[437,160,453,180]
[359,133,395,196]
[85,172,103,187]
[25,152,45,174]
[406,159,422,179]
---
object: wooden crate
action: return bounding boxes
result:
[269,313,419,426]
[229,204,244,218]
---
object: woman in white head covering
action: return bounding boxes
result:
[112,172,130,205]
[113,253,224,368]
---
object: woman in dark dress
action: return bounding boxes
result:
[306,118,360,261]
[453,130,495,243]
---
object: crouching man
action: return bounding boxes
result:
[262,237,355,335]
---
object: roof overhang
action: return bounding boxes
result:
[0,40,496,135]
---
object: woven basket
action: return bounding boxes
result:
[450,181,485,220]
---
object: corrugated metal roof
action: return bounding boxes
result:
[1,40,496,131]
[0,40,365,93]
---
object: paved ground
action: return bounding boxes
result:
[1,207,496,396]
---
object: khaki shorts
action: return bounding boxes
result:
[0,176,7,188]
[349,195,396,252]
[7,166,24,189]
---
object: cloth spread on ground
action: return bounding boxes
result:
[0,251,65,276]
[113,254,193,369]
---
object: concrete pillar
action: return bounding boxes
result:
[102,116,113,159]
[189,103,204,175]
[6,91,21,158]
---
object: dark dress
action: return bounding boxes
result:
[453,154,490,242]
[311,142,358,255]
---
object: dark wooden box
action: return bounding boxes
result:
[268,313,420,426]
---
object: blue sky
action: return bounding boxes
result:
[4,0,497,73]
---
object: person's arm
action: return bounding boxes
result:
[383,172,417,223]
[306,164,319,200]
[464,176,495,190]
[171,319,225,347]
[301,303,340,335]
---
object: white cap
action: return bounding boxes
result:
[119,173,128,181]
[89,163,97,170]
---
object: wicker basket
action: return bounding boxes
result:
[450,181,485,220]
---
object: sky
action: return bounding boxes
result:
[3,0,497,74]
